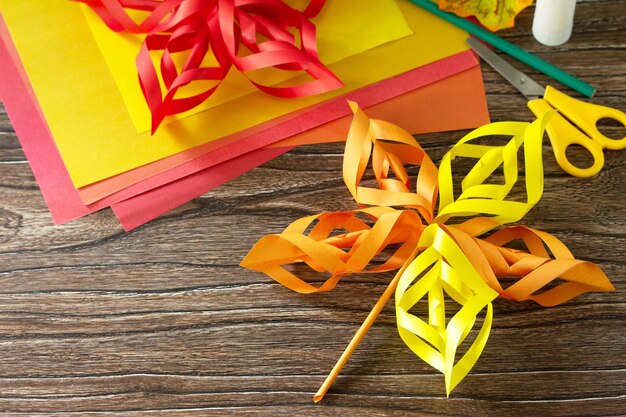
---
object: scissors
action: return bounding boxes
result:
[467,37,626,178]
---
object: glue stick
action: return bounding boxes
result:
[532,0,577,46]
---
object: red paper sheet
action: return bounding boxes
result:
[111,145,293,230]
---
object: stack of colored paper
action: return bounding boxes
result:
[0,0,490,231]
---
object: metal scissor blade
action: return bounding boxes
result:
[466,37,546,100]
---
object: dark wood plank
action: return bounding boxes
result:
[0,0,625,415]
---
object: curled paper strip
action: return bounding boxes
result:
[79,0,343,132]
[77,0,183,33]
[445,221,615,306]
[242,102,614,398]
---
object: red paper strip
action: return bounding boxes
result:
[78,0,183,33]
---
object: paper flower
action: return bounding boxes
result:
[78,0,343,132]
[241,101,614,399]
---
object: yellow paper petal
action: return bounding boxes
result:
[435,112,553,228]
[395,223,498,395]
[436,0,534,31]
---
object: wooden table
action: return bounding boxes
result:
[1,2,625,416]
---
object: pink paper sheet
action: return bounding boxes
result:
[0,19,94,224]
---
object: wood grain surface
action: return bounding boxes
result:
[1,1,625,416]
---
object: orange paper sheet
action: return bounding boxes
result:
[273,64,489,148]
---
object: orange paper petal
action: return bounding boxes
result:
[343,101,439,223]
[241,207,425,293]
[445,225,615,306]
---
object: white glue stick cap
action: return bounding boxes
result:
[532,0,577,46]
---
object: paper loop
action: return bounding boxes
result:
[445,225,615,306]
[343,101,439,223]
[435,113,553,228]
[77,0,183,33]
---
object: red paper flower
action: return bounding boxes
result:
[79,0,343,132]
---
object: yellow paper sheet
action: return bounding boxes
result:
[1,0,469,187]
[83,0,413,132]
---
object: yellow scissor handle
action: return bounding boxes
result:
[543,85,626,150]
[528,98,605,178]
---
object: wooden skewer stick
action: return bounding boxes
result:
[313,246,420,402]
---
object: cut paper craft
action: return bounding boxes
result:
[435,0,533,31]
[241,207,426,293]
[395,223,498,396]
[82,0,411,132]
[80,0,344,133]
[111,60,488,230]
[242,103,614,398]
[77,49,485,206]
[0,0,469,187]
[0,18,487,231]
[444,222,616,306]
